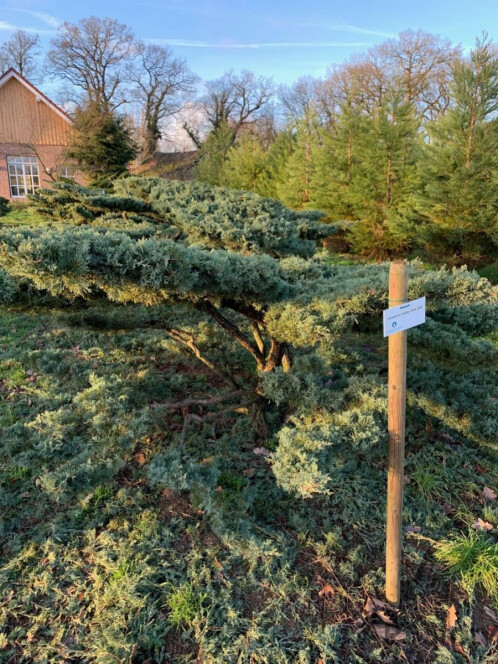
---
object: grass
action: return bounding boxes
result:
[435,531,498,600]
[166,582,208,629]
[1,202,46,226]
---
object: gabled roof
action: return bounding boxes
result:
[0,68,73,125]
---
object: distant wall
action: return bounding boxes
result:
[0,144,85,200]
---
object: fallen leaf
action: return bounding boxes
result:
[474,464,486,473]
[483,606,498,621]
[372,624,406,641]
[362,596,393,619]
[440,433,456,444]
[403,525,422,533]
[446,604,458,630]
[453,640,465,656]
[488,624,498,642]
[253,447,272,457]
[442,503,454,516]
[215,485,223,492]
[134,453,146,465]
[472,518,493,531]
[242,468,255,476]
[483,487,497,502]
[475,631,487,647]
[377,610,396,625]
[318,582,335,598]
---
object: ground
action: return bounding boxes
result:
[1,207,497,663]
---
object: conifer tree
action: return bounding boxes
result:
[309,92,421,255]
[195,121,236,186]
[0,179,331,437]
[221,133,272,197]
[263,128,297,199]
[66,103,138,187]
[346,93,421,256]
[277,110,320,210]
[311,95,367,221]
[419,35,498,261]
[2,179,497,463]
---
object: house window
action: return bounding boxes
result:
[56,164,76,180]
[7,156,40,198]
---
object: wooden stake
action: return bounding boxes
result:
[385,260,408,607]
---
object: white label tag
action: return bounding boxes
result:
[383,296,426,337]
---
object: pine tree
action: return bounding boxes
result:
[263,128,297,199]
[346,93,421,256]
[419,35,498,261]
[195,121,236,186]
[277,110,320,210]
[66,103,138,188]
[310,93,421,256]
[221,132,273,196]
[310,96,368,221]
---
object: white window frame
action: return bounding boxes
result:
[56,164,76,180]
[7,156,41,198]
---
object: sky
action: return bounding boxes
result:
[0,0,497,84]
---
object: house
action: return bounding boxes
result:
[0,68,83,200]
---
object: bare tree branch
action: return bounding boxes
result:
[47,16,137,111]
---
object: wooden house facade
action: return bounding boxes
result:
[0,68,83,200]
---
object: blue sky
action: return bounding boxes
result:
[1,1,496,83]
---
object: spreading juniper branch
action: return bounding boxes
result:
[178,405,249,446]
[152,390,250,446]
[149,323,240,389]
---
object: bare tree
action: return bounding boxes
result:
[375,29,461,118]
[184,69,274,147]
[319,52,392,126]
[279,76,319,120]
[0,30,41,79]
[132,44,197,162]
[47,16,137,111]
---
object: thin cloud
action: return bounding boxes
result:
[23,11,60,28]
[285,20,395,39]
[149,38,372,49]
[325,23,395,38]
[0,20,54,36]
[0,8,60,28]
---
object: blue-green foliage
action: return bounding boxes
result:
[0,267,18,303]
[1,180,498,662]
[114,177,331,257]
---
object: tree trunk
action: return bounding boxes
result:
[347,131,353,183]
[250,397,269,440]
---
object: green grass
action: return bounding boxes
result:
[435,531,498,599]
[166,582,208,629]
[1,203,46,226]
